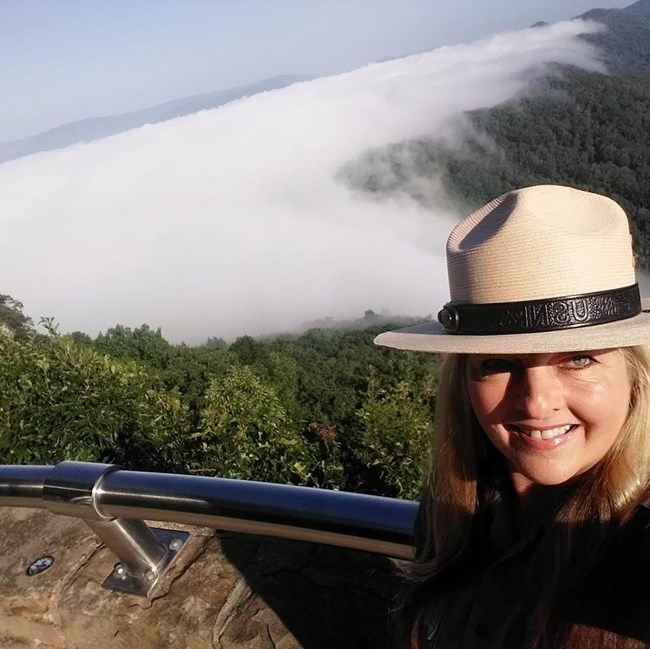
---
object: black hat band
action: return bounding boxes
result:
[437,284,641,335]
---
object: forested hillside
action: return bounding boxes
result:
[342,0,650,263]
[583,0,650,76]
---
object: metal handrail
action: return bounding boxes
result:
[0,462,416,567]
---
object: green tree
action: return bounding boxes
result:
[0,327,189,469]
[158,345,238,425]
[194,365,312,484]
[230,335,268,366]
[0,294,34,339]
[205,336,227,349]
[351,372,435,499]
[94,324,172,368]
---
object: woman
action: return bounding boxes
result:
[375,185,650,648]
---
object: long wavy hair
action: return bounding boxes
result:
[394,346,650,648]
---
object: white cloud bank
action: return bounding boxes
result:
[0,20,603,342]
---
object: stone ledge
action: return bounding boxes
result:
[0,507,399,648]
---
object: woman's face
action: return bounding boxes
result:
[466,349,632,496]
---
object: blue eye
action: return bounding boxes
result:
[567,355,594,370]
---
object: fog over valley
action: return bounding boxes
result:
[0,20,604,342]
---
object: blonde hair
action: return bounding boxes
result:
[397,346,650,647]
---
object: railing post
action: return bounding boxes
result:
[86,517,168,573]
[43,461,188,596]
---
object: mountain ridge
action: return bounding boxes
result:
[2,1,647,165]
[0,74,310,165]
[580,0,650,75]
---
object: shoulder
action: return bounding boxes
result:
[596,499,650,594]
[626,491,650,551]
[569,499,650,642]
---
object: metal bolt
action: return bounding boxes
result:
[145,570,155,582]
[169,539,183,551]
[114,564,125,577]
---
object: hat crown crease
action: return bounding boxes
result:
[446,185,635,305]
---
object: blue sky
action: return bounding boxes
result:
[0,0,632,141]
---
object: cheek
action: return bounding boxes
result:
[467,381,507,427]
[572,375,631,428]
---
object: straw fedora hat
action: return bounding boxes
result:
[375,185,650,354]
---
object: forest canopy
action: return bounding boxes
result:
[0,305,438,500]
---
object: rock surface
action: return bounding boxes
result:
[0,507,401,648]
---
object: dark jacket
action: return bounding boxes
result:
[414,497,650,649]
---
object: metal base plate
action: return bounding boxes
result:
[102,528,190,597]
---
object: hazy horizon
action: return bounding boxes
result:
[0,1,631,143]
[0,19,606,343]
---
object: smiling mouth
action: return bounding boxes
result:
[508,424,577,440]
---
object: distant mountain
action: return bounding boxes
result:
[578,0,650,76]
[0,74,310,165]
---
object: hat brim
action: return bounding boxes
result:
[374,311,650,354]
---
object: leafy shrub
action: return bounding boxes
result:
[351,374,435,499]
[303,422,345,490]
[195,365,315,484]
[0,327,190,468]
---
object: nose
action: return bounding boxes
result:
[514,367,564,419]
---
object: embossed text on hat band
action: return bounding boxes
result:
[437,284,641,335]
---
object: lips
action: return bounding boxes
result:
[508,424,577,440]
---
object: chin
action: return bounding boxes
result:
[512,465,585,492]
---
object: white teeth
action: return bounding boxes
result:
[517,425,572,439]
